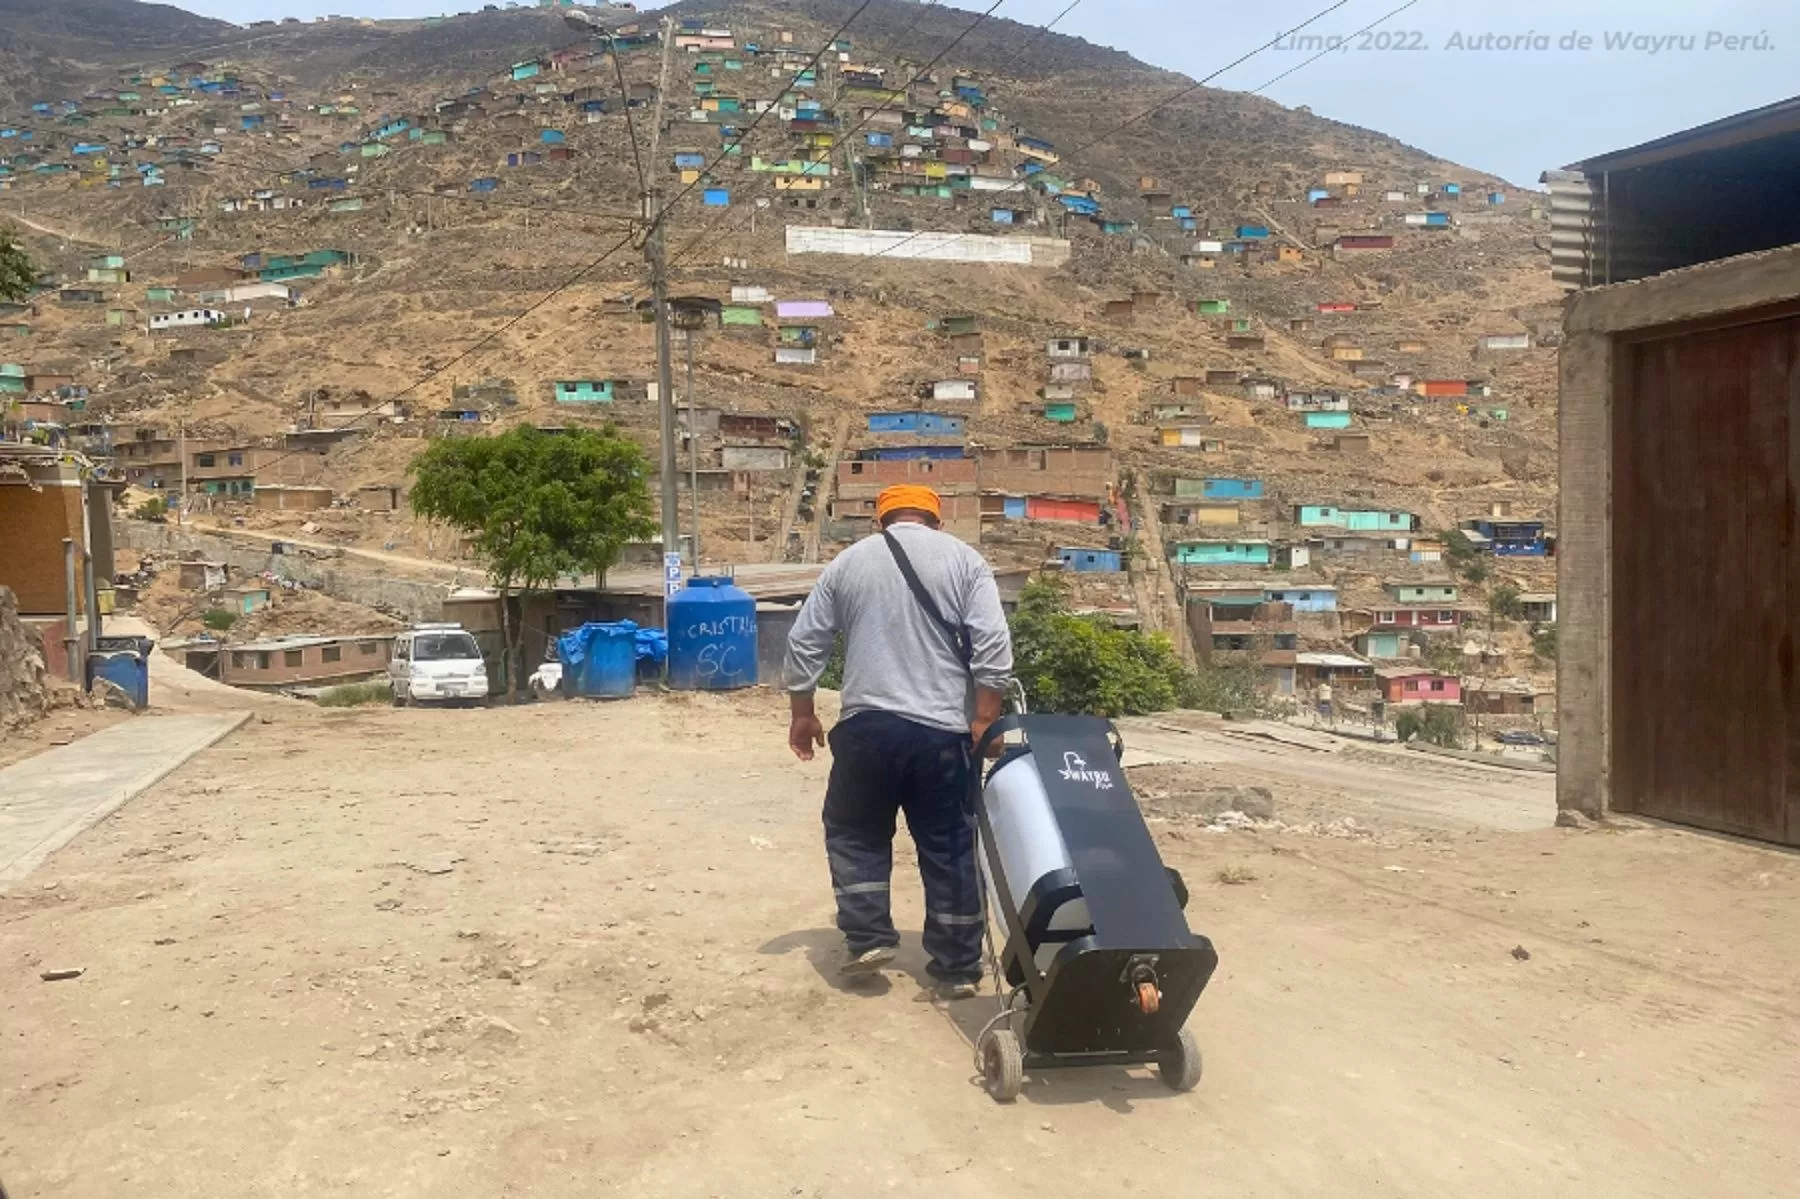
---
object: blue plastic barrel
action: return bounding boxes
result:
[566,623,638,699]
[88,651,148,708]
[667,577,758,690]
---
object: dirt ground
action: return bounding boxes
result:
[3,690,1798,1198]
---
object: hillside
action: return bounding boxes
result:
[0,0,1563,707]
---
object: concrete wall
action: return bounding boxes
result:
[118,522,450,622]
[1558,242,1800,821]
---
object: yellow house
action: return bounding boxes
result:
[1324,170,1363,186]
[775,175,824,191]
[680,168,701,185]
[923,161,948,181]
[1278,246,1304,263]
[1184,503,1240,526]
[1329,346,1365,361]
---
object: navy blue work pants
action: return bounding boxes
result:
[822,711,983,982]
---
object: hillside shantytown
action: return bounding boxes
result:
[0,0,1796,1195]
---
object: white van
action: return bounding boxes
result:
[390,623,489,706]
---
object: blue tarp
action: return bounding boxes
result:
[556,621,668,668]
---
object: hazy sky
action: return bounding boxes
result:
[170,0,1799,185]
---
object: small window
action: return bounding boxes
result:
[321,645,342,663]
[228,452,243,466]
[197,454,215,467]
[254,652,271,670]
[1430,680,1445,692]
[359,641,378,656]
[231,651,246,668]
[285,650,303,667]
[1439,610,1454,622]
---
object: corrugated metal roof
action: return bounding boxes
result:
[1542,169,1596,291]
[1562,93,1800,175]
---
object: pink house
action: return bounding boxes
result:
[1377,667,1462,705]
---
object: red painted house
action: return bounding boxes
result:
[1420,379,1470,397]
[1376,667,1463,705]
[1371,605,1464,631]
[1316,301,1357,313]
[1025,495,1103,523]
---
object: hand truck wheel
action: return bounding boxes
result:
[1158,1026,1204,1093]
[979,1028,1023,1102]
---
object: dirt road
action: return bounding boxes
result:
[3,693,1797,1197]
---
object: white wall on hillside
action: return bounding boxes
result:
[784,226,1069,267]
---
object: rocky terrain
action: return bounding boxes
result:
[0,0,1563,703]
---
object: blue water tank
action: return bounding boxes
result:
[566,623,638,699]
[667,577,758,690]
[87,651,148,708]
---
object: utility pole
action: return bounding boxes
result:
[685,325,700,563]
[177,416,187,527]
[643,17,681,594]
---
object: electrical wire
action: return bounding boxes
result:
[667,0,1008,270]
[817,0,1401,274]
[209,11,883,477]
[1018,0,1083,54]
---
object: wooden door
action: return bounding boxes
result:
[1613,309,1799,845]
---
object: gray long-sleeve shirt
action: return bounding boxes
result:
[783,522,1013,733]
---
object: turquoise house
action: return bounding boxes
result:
[1044,401,1077,422]
[1304,411,1352,429]
[1172,540,1272,566]
[1296,506,1416,531]
[554,380,614,403]
[1355,631,1406,659]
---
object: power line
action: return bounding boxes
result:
[1019,0,1083,53]
[1246,0,1420,94]
[818,0,1387,274]
[223,12,884,479]
[668,0,1008,271]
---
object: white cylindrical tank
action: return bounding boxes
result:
[982,752,1092,974]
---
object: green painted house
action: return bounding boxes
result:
[554,380,614,403]
[1044,402,1077,422]
[1194,299,1230,315]
[1172,540,1272,566]
[721,305,763,327]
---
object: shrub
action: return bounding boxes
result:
[1010,578,1212,717]
[317,680,393,707]
[134,496,168,521]
[1395,703,1464,748]
[1532,626,1558,661]
[201,608,238,631]
[1488,584,1523,620]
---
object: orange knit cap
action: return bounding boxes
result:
[875,484,942,524]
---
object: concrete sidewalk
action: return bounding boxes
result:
[0,713,249,890]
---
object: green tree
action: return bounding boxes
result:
[1008,577,1221,717]
[1488,583,1523,620]
[409,425,657,696]
[201,608,238,632]
[0,226,36,304]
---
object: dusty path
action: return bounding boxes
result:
[2,694,1796,1197]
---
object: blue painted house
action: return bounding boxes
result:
[990,209,1015,225]
[855,445,966,462]
[375,118,411,140]
[867,412,965,435]
[1172,540,1273,566]
[241,114,263,130]
[1264,586,1338,613]
[1057,195,1099,215]
[1236,224,1270,239]
[674,152,706,169]
[1202,478,1263,500]
[540,128,566,144]
[1304,411,1352,429]
[1465,520,1549,557]
[1060,548,1122,573]
[702,187,730,206]
[307,177,347,190]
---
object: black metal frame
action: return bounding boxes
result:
[971,715,1218,1072]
